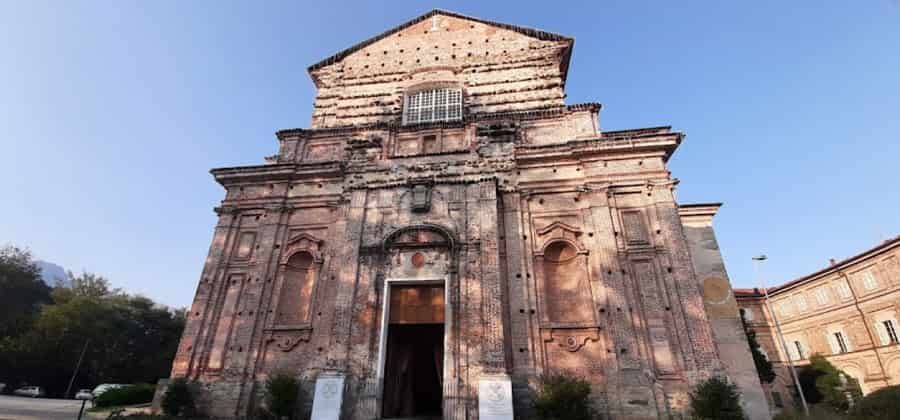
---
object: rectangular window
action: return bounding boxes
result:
[884,320,899,344]
[403,88,462,124]
[793,340,806,360]
[815,288,829,305]
[862,270,879,291]
[778,302,792,317]
[834,332,849,353]
[836,282,852,299]
[794,294,808,312]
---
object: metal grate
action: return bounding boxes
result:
[403,88,462,124]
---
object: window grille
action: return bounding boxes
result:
[403,88,462,124]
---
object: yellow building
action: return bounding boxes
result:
[735,236,900,411]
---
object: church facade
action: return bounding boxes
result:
[170,10,769,419]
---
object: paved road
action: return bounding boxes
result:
[0,395,89,420]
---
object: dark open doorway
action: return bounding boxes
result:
[382,285,444,419]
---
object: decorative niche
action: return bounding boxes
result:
[265,232,325,352]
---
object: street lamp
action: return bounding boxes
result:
[753,255,809,416]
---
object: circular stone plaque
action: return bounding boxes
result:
[411,252,426,268]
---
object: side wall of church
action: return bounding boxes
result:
[681,206,771,420]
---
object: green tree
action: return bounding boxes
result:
[0,270,185,397]
[797,354,862,413]
[740,309,776,384]
[0,245,51,338]
[689,376,746,420]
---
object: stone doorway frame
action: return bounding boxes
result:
[375,276,450,419]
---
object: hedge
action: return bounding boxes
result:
[94,383,156,408]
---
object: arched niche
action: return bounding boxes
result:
[273,233,325,328]
[535,238,595,326]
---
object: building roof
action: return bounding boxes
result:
[734,235,900,299]
[306,9,575,85]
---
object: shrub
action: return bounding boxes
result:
[265,373,301,419]
[851,385,900,420]
[771,404,851,420]
[94,383,156,408]
[797,355,862,412]
[532,373,598,420]
[689,376,746,420]
[161,378,196,417]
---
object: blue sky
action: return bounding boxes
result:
[2,1,898,308]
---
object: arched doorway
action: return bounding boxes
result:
[377,225,454,419]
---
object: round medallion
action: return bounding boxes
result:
[411,252,426,268]
[702,277,732,305]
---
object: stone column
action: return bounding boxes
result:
[328,190,368,371]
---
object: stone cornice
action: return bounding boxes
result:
[515,132,682,163]
[678,203,723,228]
[210,162,342,185]
[275,103,601,140]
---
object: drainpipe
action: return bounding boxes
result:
[837,270,888,390]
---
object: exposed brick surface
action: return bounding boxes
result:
[167,10,762,419]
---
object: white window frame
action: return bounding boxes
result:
[794,294,808,312]
[873,313,900,346]
[836,281,852,299]
[778,301,792,318]
[740,307,754,321]
[402,88,463,125]
[830,331,851,354]
[862,270,879,291]
[788,339,805,361]
[815,288,829,306]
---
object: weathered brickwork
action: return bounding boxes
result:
[736,237,900,415]
[167,10,767,419]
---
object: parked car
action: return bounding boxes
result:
[75,389,94,400]
[13,386,45,398]
[91,383,125,398]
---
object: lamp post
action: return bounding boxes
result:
[753,255,809,416]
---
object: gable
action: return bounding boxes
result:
[308,9,573,85]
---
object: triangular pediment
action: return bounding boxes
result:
[307,9,572,80]
[286,232,323,248]
[536,221,583,236]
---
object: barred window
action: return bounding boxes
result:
[403,88,462,124]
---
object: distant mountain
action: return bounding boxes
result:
[34,260,70,287]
